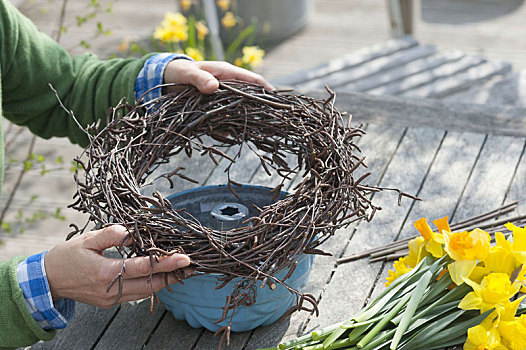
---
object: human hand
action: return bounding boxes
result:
[164,59,273,94]
[44,225,190,308]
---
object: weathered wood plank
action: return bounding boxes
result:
[303,90,526,137]
[297,45,438,91]
[94,300,164,349]
[29,303,119,350]
[403,60,513,99]
[145,312,203,349]
[271,36,418,86]
[305,126,443,332]
[367,55,485,96]
[243,123,408,349]
[448,71,526,107]
[453,134,525,221]
[341,50,464,93]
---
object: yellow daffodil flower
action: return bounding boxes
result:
[234,57,243,67]
[459,273,521,314]
[414,217,446,258]
[242,46,265,67]
[185,47,204,61]
[385,256,413,287]
[483,232,515,276]
[464,325,508,350]
[180,0,192,11]
[499,314,526,350]
[216,0,230,11]
[154,12,189,43]
[385,236,428,286]
[445,228,491,261]
[504,223,526,266]
[221,11,237,28]
[195,21,209,40]
[154,25,188,43]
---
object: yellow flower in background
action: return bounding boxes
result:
[484,232,515,276]
[385,256,413,287]
[162,12,188,28]
[221,11,237,28]
[242,46,265,67]
[459,273,521,314]
[234,57,243,67]
[414,217,446,258]
[445,228,491,261]
[185,47,204,61]
[464,325,507,350]
[154,12,188,43]
[195,21,209,40]
[180,0,192,11]
[499,314,526,350]
[216,0,230,11]
[154,25,188,43]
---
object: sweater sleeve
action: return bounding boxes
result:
[0,0,153,147]
[0,257,56,349]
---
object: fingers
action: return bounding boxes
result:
[119,253,190,280]
[197,61,274,91]
[164,59,273,94]
[113,272,181,303]
[82,225,130,252]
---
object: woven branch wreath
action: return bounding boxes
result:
[66,81,416,346]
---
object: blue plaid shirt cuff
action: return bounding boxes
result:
[134,53,193,103]
[16,251,75,330]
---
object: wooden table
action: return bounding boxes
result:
[27,89,526,349]
[26,36,526,349]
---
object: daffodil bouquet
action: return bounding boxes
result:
[264,218,526,350]
[126,0,265,70]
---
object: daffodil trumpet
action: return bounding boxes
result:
[265,218,526,350]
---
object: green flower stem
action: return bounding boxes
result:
[418,272,451,306]
[311,323,346,340]
[390,269,433,350]
[357,292,411,348]
[347,324,371,343]
[187,16,196,49]
[225,25,255,62]
[341,315,383,329]
[303,338,358,350]
[279,333,317,349]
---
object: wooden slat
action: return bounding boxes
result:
[403,60,513,99]
[367,55,486,96]
[29,303,119,350]
[303,90,526,137]
[341,50,464,93]
[271,36,418,86]
[297,45,437,90]
[447,71,526,107]
[94,301,164,349]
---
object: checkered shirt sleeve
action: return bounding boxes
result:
[16,251,75,330]
[134,53,193,102]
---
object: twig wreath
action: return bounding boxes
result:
[64,81,417,347]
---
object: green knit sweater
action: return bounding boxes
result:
[0,1,151,347]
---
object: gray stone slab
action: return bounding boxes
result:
[271,36,418,86]
[297,45,438,91]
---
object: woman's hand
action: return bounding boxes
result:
[44,225,190,308]
[164,60,273,94]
